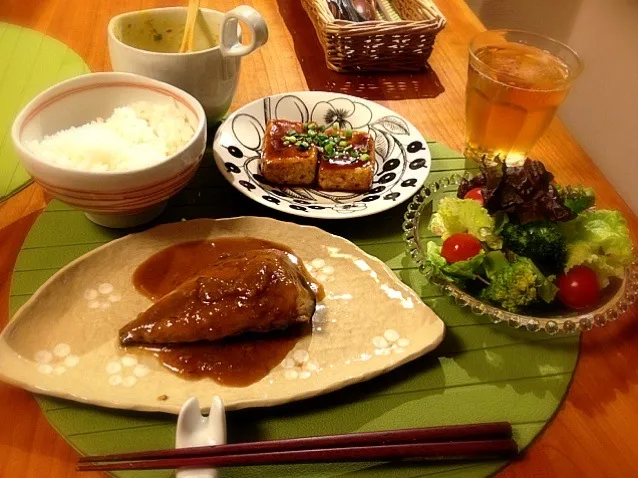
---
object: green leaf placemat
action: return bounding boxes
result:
[9,141,579,477]
[0,22,90,202]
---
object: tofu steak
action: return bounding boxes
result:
[261,120,317,186]
[259,120,374,192]
[317,130,374,192]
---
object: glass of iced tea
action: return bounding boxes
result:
[464,30,583,164]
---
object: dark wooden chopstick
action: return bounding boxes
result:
[78,422,512,463]
[77,439,518,471]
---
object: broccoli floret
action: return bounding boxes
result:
[479,256,550,313]
[501,221,567,275]
[557,185,596,214]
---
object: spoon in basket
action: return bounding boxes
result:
[328,0,376,22]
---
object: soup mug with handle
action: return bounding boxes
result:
[108,6,268,122]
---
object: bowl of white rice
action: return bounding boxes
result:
[11,72,206,228]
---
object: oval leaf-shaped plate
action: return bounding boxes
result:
[0,218,444,413]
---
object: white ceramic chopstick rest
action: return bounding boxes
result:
[176,395,227,478]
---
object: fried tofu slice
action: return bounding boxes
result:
[317,131,374,192]
[261,120,317,186]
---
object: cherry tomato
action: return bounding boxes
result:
[441,233,483,263]
[556,265,600,309]
[464,187,484,206]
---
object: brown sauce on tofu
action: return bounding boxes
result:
[320,131,373,170]
[263,120,310,159]
[127,237,322,387]
[320,158,369,170]
[260,120,374,190]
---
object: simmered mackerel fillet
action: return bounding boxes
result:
[119,249,316,345]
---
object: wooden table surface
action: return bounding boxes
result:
[1,0,637,476]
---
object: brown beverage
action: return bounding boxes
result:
[464,31,582,163]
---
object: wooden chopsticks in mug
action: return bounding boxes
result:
[179,0,201,53]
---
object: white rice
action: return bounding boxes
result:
[27,101,195,172]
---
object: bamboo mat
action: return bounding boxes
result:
[9,140,579,477]
[0,22,90,202]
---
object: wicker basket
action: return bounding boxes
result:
[301,0,447,73]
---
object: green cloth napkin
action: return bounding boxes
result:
[9,142,579,477]
[0,23,90,202]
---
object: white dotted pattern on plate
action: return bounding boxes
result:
[34,343,80,375]
[85,283,121,310]
[105,355,150,388]
[306,259,335,284]
[281,349,321,381]
[372,329,410,355]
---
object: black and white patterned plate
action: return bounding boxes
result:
[213,92,431,219]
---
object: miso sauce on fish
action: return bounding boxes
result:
[120,237,322,387]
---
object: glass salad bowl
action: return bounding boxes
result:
[402,173,638,334]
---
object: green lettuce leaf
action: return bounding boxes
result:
[482,250,510,280]
[529,265,559,303]
[429,197,503,249]
[425,241,485,281]
[556,185,596,214]
[559,210,634,287]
